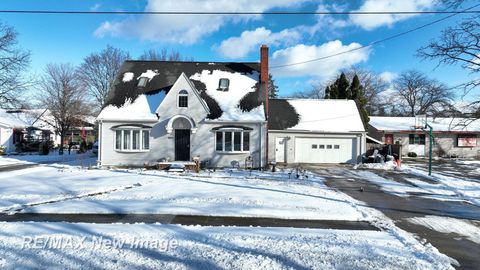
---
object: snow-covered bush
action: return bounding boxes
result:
[407,152,417,158]
[0,145,5,155]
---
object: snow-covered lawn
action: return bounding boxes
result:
[0,222,453,270]
[3,166,365,221]
[0,152,96,167]
[0,166,144,214]
[407,216,480,245]
[402,165,480,206]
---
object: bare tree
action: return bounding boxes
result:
[392,70,453,116]
[39,63,90,155]
[418,18,480,101]
[289,81,325,99]
[77,45,130,111]
[138,48,193,61]
[0,20,31,108]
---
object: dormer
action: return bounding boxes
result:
[217,78,230,91]
[138,77,148,87]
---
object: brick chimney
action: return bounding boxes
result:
[260,44,269,169]
[260,44,269,119]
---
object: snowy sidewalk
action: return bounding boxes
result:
[0,222,453,270]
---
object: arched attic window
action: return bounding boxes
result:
[178,90,188,108]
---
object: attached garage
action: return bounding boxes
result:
[268,99,366,164]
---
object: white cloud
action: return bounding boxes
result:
[218,27,301,59]
[270,41,371,78]
[349,0,438,30]
[379,71,398,83]
[90,3,101,12]
[94,0,309,44]
[311,0,439,33]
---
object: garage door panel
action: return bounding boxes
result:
[295,137,356,163]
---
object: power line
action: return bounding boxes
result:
[0,10,480,15]
[270,4,480,69]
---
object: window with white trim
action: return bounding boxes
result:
[114,129,150,151]
[215,130,250,152]
[178,90,188,107]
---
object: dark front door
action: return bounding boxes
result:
[174,129,190,161]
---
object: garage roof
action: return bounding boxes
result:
[370,117,480,133]
[268,99,365,133]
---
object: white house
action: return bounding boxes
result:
[0,109,61,153]
[96,46,270,168]
[268,99,367,164]
[369,116,480,158]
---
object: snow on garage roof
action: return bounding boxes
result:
[268,99,365,133]
[369,116,480,133]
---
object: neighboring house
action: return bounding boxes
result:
[0,109,60,153]
[268,99,367,164]
[369,116,480,158]
[64,116,97,146]
[96,46,270,168]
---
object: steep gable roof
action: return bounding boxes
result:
[102,61,265,121]
[268,99,365,132]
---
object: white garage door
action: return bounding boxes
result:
[295,137,356,164]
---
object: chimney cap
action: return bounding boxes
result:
[261,44,268,48]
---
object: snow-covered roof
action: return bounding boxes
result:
[268,99,365,133]
[100,61,265,122]
[0,109,28,128]
[370,116,480,133]
[97,94,159,122]
[190,70,264,121]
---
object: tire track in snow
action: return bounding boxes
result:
[0,182,144,215]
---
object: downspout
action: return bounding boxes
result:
[258,122,262,168]
[98,120,102,167]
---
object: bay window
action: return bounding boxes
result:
[114,129,150,151]
[215,130,250,152]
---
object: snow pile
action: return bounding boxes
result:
[455,159,480,165]
[97,95,158,121]
[286,99,365,132]
[0,222,454,269]
[190,70,265,121]
[407,216,480,244]
[355,160,397,170]
[122,72,134,82]
[138,69,158,81]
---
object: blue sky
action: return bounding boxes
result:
[1,0,477,101]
